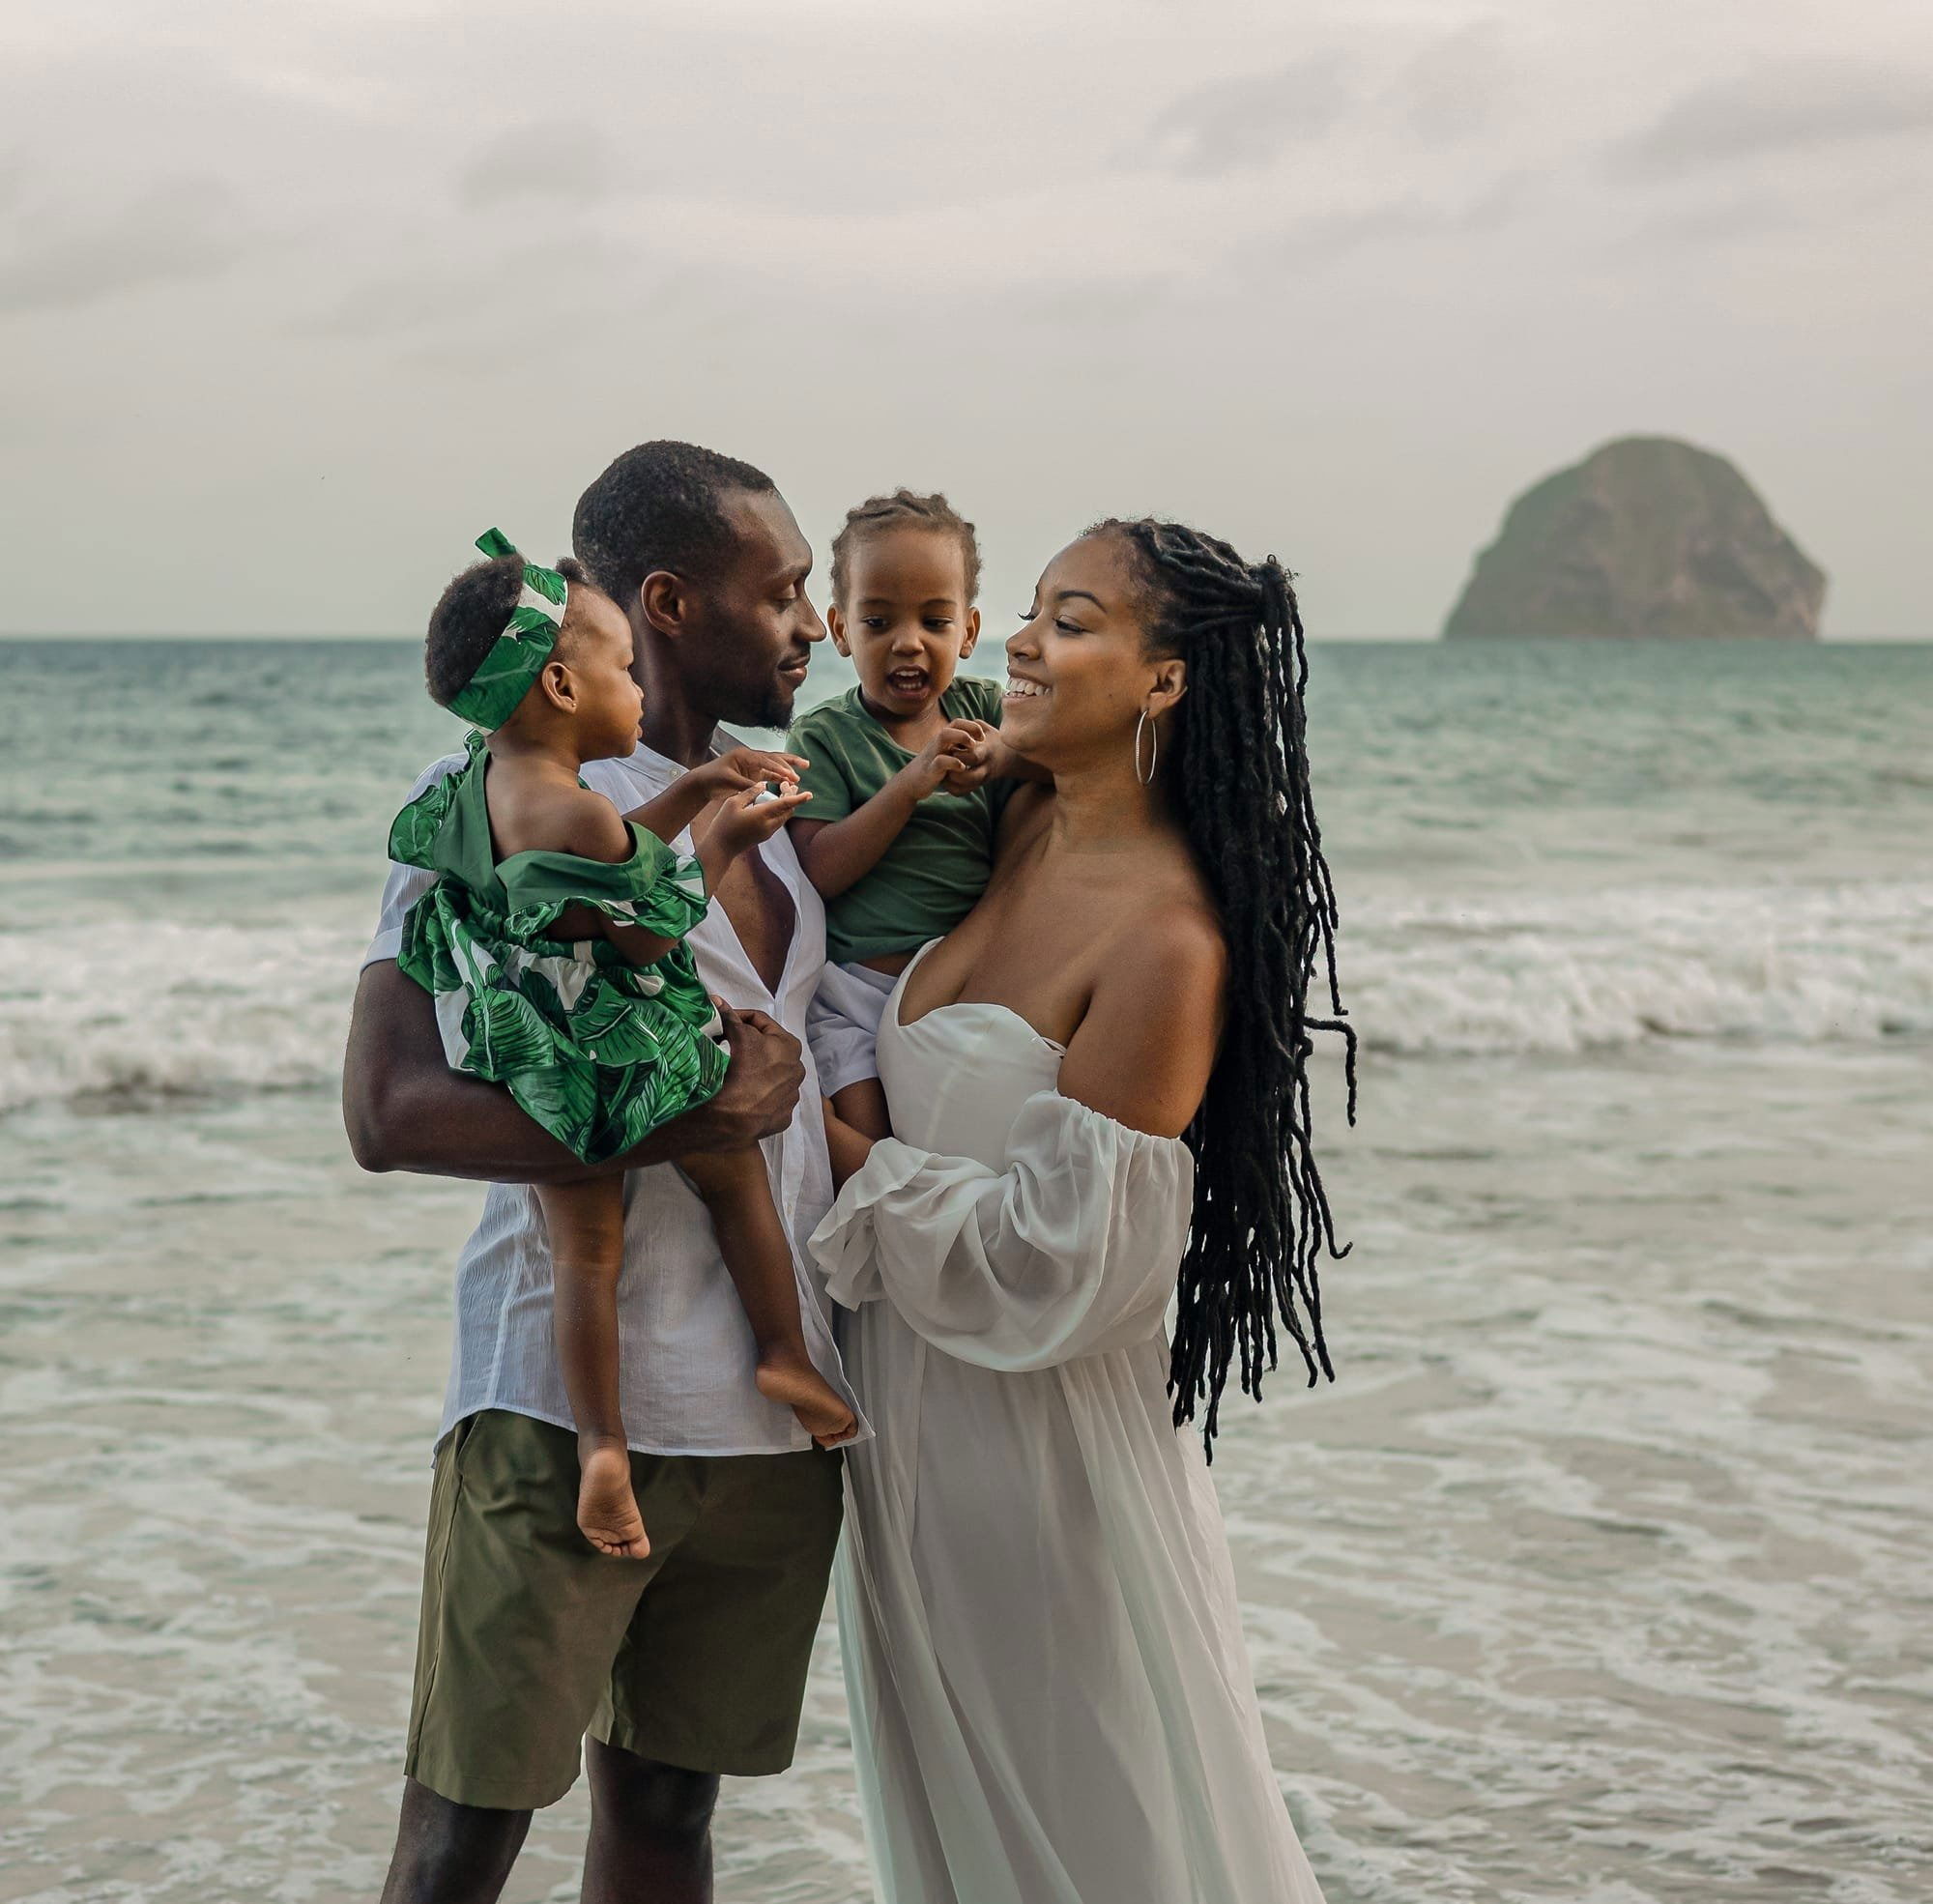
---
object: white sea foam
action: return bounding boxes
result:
[3,880,1928,1114]
[1346,879,1933,1056]
[0,917,365,1113]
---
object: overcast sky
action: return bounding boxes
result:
[2,0,1928,637]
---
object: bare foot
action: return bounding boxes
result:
[577,1440,649,1559]
[757,1344,857,1448]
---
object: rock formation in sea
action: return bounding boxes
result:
[1443,436,1826,639]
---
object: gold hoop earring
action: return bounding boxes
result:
[1134,708,1158,787]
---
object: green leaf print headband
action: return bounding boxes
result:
[447,528,570,730]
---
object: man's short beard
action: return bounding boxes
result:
[705,664,793,736]
[748,687,794,733]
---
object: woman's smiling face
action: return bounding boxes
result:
[1001,533,1182,769]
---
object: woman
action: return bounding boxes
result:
[812,517,1352,1904]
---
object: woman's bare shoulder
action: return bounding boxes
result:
[1061,904,1226,1137]
[1100,893,1226,1006]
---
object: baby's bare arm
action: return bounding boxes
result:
[623,748,807,852]
[600,919,682,967]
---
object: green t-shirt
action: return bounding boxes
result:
[792,676,1008,966]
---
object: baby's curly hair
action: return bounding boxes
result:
[829,489,980,608]
[422,554,592,708]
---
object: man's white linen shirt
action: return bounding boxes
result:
[362,736,864,1457]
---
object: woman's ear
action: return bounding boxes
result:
[1150,656,1187,712]
[826,602,852,657]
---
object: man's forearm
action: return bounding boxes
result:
[350,1060,718,1183]
[343,963,787,1183]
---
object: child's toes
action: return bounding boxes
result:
[583,1520,650,1560]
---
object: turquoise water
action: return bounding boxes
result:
[6,637,1928,884]
[3,637,1929,1103]
[1,638,1929,1902]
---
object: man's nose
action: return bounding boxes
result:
[797,591,828,643]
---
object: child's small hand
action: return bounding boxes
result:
[702,782,813,861]
[690,748,808,803]
[902,721,988,797]
[941,719,1005,789]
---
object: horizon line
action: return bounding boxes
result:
[3,630,1928,646]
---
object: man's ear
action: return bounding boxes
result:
[826,602,852,657]
[638,570,684,640]
[958,606,982,657]
[1151,656,1187,712]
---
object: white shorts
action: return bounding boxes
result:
[807,961,899,1097]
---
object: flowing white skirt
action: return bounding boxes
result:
[813,980,1328,1904]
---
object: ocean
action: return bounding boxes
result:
[2,637,1929,1902]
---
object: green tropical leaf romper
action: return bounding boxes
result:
[390,732,728,1164]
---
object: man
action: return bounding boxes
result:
[342,441,856,1904]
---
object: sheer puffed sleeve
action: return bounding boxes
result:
[809,1089,1192,1370]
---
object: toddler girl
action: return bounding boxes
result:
[390,530,855,1561]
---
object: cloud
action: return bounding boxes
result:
[1398,23,1512,148]
[1261,168,1538,268]
[1632,188,1807,247]
[1132,55,1357,179]
[301,230,626,356]
[0,178,251,314]
[1611,61,1933,177]
[458,121,621,208]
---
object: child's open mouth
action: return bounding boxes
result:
[885,669,931,697]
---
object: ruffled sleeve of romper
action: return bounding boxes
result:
[497,824,710,942]
[387,729,486,874]
[809,1089,1193,1371]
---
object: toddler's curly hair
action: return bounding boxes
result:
[828,489,980,608]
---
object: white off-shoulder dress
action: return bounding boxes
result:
[810,945,1327,1904]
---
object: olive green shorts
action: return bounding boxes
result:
[405,1409,844,1810]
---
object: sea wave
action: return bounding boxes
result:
[1346,879,1933,1056]
[0,918,364,1113]
[1,881,1928,1113]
